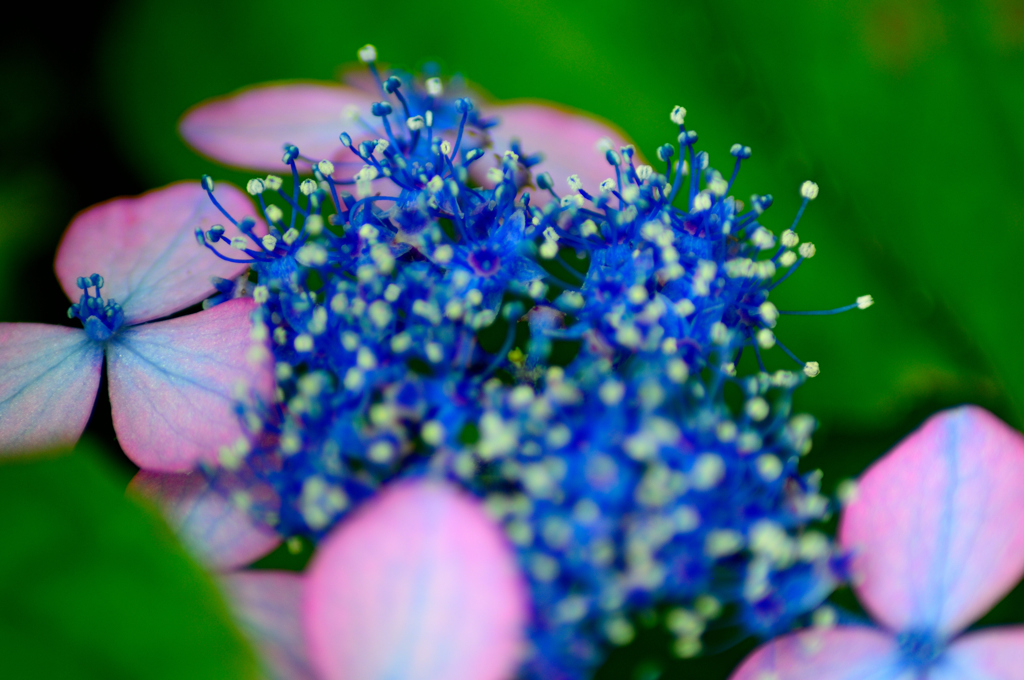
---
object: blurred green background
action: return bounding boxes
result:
[1,0,1022,678]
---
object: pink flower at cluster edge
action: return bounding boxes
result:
[731,405,1024,680]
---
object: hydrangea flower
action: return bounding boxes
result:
[133,473,526,680]
[187,92,871,679]
[179,45,634,204]
[730,405,1024,680]
[0,182,273,470]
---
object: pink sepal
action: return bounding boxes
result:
[107,298,274,472]
[55,182,260,324]
[180,81,379,172]
[934,626,1024,679]
[0,323,102,454]
[222,571,318,680]
[129,470,279,571]
[728,626,901,680]
[303,480,528,680]
[839,405,1024,637]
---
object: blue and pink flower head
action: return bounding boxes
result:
[4,43,1019,680]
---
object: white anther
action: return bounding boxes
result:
[599,380,625,406]
[425,110,433,127]
[670,105,687,125]
[756,454,783,482]
[358,44,377,63]
[344,367,365,390]
[300,179,317,195]
[246,178,265,195]
[691,453,725,490]
[800,180,819,200]
[674,299,696,317]
[253,285,269,304]
[636,164,653,181]
[425,77,443,96]
[264,175,283,190]
[422,420,445,446]
[599,178,616,193]
[406,115,425,131]
[294,334,313,352]
[230,236,248,250]
[803,361,820,378]
[781,229,799,247]
[667,359,689,383]
[317,159,335,176]
[750,226,776,250]
[565,174,583,192]
[691,191,712,212]
[426,342,444,363]
[746,397,770,421]
[779,251,798,267]
[627,285,648,305]
[305,214,324,237]
[264,204,283,223]
[433,244,453,264]
[440,140,452,156]
[356,346,377,370]
[759,301,779,327]
[261,234,278,251]
[756,328,775,349]
[539,240,559,259]
[282,228,300,245]
[710,321,730,345]
[857,294,874,309]
[798,242,816,258]
[707,173,728,197]
[466,289,483,306]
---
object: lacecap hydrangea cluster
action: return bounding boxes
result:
[195,56,871,680]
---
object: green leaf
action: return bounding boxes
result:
[0,443,259,679]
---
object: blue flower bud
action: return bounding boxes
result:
[371,101,393,117]
[207,224,225,242]
[384,76,402,93]
[339,132,352,147]
[200,175,215,192]
[76,276,89,290]
[536,172,554,191]
[605,149,621,166]
[90,273,104,289]
[455,97,473,113]
[657,144,675,161]
[282,144,300,164]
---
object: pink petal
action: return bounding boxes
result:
[932,626,1024,679]
[303,480,528,680]
[838,406,1024,637]
[0,323,102,454]
[128,470,279,571]
[55,181,260,325]
[478,101,638,205]
[106,298,274,472]
[222,571,318,680]
[180,81,381,172]
[729,627,902,680]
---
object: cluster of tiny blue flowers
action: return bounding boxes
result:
[195,60,870,679]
